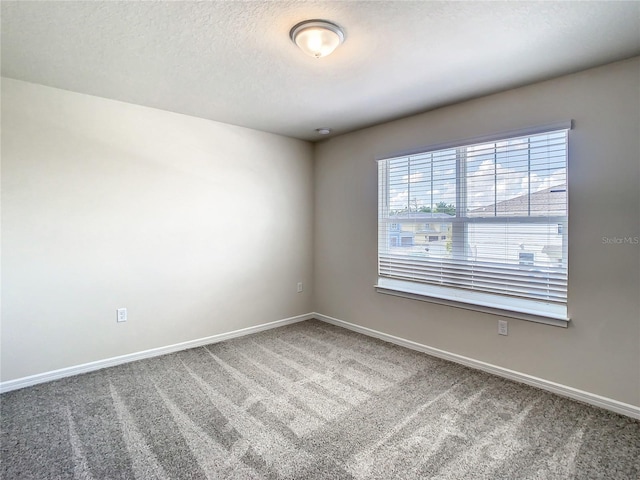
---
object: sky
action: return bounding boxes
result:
[386,130,567,216]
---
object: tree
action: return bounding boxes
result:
[435,202,456,215]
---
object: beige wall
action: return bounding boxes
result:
[314,58,640,406]
[1,78,314,381]
[2,59,639,407]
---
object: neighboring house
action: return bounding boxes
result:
[467,185,567,266]
[386,186,566,265]
[386,213,453,248]
[468,185,567,217]
[414,214,451,244]
[388,222,415,247]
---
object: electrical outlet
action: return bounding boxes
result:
[117,308,127,323]
[297,282,303,293]
[498,319,508,336]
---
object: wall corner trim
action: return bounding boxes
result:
[312,312,640,420]
[0,313,314,394]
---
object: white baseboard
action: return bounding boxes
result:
[313,312,640,420]
[0,313,314,394]
[3,311,638,420]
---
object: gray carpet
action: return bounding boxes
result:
[1,319,639,479]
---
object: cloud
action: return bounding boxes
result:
[465,159,566,211]
[390,190,408,209]
[402,172,424,183]
[467,160,527,210]
[386,144,565,213]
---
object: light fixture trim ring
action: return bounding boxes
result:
[289,19,345,45]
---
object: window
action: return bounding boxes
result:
[376,122,571,325]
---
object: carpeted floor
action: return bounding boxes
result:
[1,319,639,479]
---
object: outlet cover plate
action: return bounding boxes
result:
[498,319,508,336]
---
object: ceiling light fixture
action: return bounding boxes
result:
[316,128,332,135]
[290,20,345,58]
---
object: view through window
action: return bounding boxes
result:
[377,123,570,321]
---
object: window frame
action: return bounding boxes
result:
[375,121,572,327]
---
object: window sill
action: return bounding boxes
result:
[375,278,569,327]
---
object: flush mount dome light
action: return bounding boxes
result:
[290,20,345,58]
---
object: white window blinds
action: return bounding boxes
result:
[377,122,571,322]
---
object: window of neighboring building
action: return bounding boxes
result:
[376,122,571,325]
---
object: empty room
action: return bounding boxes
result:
[1,1,639,479]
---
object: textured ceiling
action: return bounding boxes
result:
[2,1,639,141]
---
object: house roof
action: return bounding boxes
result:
[469,185,567,217]
[390,212,454,221]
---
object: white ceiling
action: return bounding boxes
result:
[2,1,639,142]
